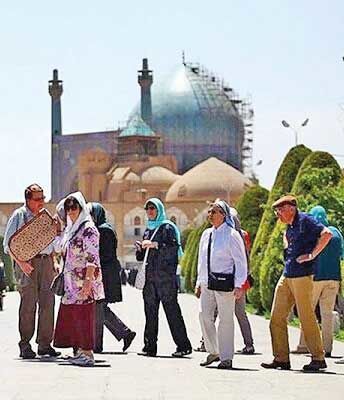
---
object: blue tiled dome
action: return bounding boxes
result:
[130,63,246,173]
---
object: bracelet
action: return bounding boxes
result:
[308,253,313,260]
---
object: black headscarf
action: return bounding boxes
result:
[89,202,115,234]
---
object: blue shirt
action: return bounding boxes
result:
[314,226,343,281]
[284,211,324,278]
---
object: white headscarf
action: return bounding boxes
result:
[56,191,94,251]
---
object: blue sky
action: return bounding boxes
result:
[0,0,343,201]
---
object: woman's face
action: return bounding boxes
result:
[145,203,158,220]
[207,206,225,228]
[65,201,81,223]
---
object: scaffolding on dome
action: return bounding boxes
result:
[184,62,254,177]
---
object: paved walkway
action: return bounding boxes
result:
[1,287,344,400]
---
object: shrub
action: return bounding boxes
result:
[236,185,269,243]
[248,145,312,310]
[0,236,15,291]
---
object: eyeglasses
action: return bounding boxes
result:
[273,205,289,215]
[31,196,45,202]
[145,206,156,211]
[65,204,79,212]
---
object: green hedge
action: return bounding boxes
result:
[248,145,312,310]
[259,151,344,311]
[182,220,211,292]
[0,235,15,291]
[236,185,269,244]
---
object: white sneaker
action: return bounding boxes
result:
[68,354,95,367]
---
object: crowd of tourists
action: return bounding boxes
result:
[2,184,343,370]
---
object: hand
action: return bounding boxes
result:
[18,261,34,276]
[234,287,243,300]
[135,241,142,251]
[195,286,201,298]
[142,240,157,249]
[296,253,312,264]
[79,280,92,299]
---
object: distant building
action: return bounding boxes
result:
[0,58,253,267]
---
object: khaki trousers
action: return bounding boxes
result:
[270,275,324,362]
[199,284,235,361]
[297,280,339,353]
[17,255,55,350]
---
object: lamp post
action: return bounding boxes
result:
[281,118,309,146]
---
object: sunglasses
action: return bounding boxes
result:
[145,205,156,211]
[65,204,79,212]
[208,209,222,215]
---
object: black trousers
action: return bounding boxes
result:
[142,279,191,353]
[94,302,131,351]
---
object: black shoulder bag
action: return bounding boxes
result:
[207,232,235,292]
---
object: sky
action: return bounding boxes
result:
[0,0,343,202]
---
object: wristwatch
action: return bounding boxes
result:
[308,253,313,260]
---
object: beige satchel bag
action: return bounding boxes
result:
[134,227,159,290]
[9,209,57,262]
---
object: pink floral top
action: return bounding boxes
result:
[62,221,105,305]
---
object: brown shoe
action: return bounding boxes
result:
[261,360,291,370]
[303,359,327,371]
[200,354,220,367]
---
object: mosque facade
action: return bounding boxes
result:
[0,58,254,266]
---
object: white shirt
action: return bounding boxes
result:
[196,223,248,289]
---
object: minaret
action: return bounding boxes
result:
[48,69,63,135]
[49,69,63,201]
[138,58,153,126]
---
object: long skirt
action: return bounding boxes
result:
[54,302,95,350]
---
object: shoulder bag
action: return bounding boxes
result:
[207,232,235,292]
[134,227,159,290]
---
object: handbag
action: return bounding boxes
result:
[207,232,235,292]
[134,227,159,290]
[51,256,65,296]
[50,271,64,296]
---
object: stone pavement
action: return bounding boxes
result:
[1,287,344,400]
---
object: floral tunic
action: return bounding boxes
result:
[62,221,105,305]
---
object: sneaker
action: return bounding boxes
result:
[123,331,136,352]
[217,360,233,369]
[194,341,206,352]
[68,354,95,367]
[335,358,344,364]
[37,346,61,357]
[261,360,291,370]
[20,347,37,359]
[137,350,157,357]
[239,346,255,355]
[171,348,192,358]
[200,353,220,367]
[303,359,327,372]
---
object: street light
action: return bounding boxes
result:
[281,118,309,146]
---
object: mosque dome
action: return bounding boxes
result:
[141,166,180,185]
[131,62,248,174]
[165,157,252,204]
